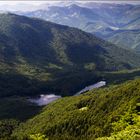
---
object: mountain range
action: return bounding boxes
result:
[0,13,140,97]
[0,6,140,140]
[19,3,140,51]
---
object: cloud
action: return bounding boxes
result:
[0,0,140,4]
[0,0,139,12]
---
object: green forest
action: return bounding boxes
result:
[0,13,140,140]
[1,78,140,140]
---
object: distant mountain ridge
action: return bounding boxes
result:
[19,3,140,51]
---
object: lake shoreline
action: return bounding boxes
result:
[28,81,106,106]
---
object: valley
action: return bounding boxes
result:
[0,1,140,140]
[0,13,140,98]
[28,80,106,106]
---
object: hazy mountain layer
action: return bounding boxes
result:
[20,3,140,50]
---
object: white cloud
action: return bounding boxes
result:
[0,1,53,5]
[0,1,140,5]
[0,1,139,12]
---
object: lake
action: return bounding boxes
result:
[29,81,106,106]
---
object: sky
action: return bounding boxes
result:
[0,1,48,5]
[0,1,140,5]
[0,0,139,12]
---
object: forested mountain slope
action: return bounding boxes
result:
[11,78,140,140]
[0,13,140,96]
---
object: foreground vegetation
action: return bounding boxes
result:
[0,78,138,139]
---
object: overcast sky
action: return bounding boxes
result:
[0,0,139,12]
[0,1,140,5]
